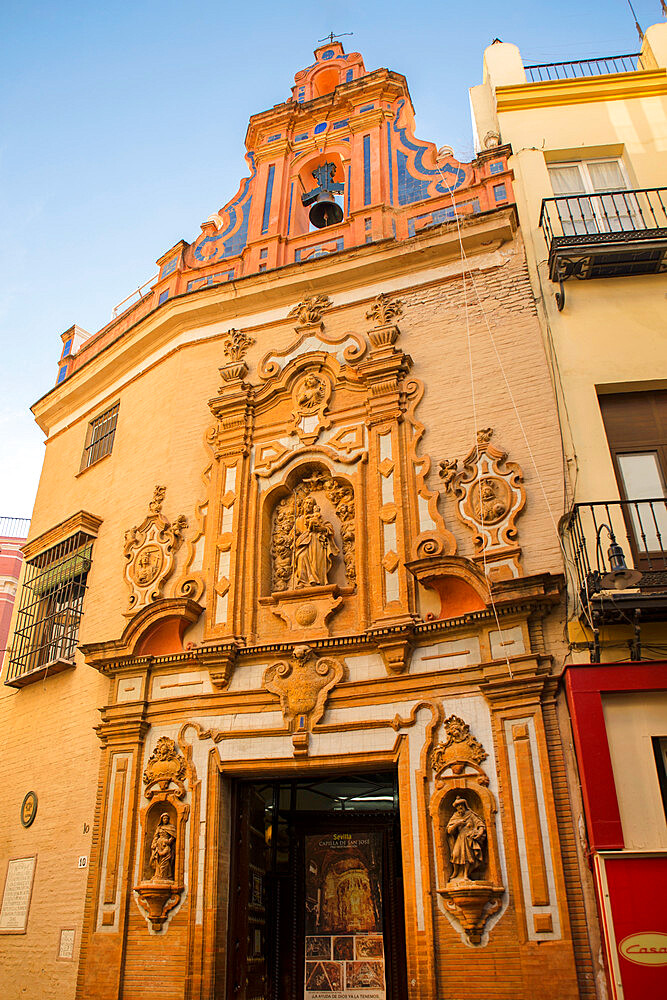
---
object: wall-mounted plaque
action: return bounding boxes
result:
[58,928,76,961]
[0,856,37,934]
[20,791,37,828]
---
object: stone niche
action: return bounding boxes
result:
[428,715,505,944]
[134,737,190,932]
[260,462,356,638]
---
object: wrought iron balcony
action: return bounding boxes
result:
[565,499,667,623]
[540,188,667,281]
[525,53,642,83]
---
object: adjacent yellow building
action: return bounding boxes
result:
[471,22,667,1000]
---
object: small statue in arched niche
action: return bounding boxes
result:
[150,812,177,881]
[293,496,339,587]
[446,795,487,882]
[271,472,356,592]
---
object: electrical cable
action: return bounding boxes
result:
[433,150,598,660]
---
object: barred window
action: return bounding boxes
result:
[5,531,94,687]
[81,402,119,470]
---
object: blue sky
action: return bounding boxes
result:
[0,0,661,516]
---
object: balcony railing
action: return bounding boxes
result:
[565,498,667,602]
[525,53,642,82]
[540,188,667,281]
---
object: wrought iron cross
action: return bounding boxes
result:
[318,31,353,45]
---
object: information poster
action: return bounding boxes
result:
[304,831,386,1000]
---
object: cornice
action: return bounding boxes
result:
[496,68,667,112]
[22,509,103,559]
[348,108,387,133]
[253,139,291,164]
[80,598,204,671]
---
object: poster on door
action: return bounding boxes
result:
[304,831,386,1000]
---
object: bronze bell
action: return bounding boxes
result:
[308,192,344,229]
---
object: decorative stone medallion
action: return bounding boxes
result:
[123,486,188,616]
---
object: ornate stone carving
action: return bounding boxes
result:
[271,474,355,592]
[149,486,166,514]
[289,370,333,444]
[447,796,487,882]
[143,736,187,798]
[257,329,365,380]
[123,487,187,616]
[438,458,459,491]
[366,292,403,328]
[429,714,504,945]
[473,477,509,524]
[207,355,253,458]
[449,428,526,580]
[264,645,344,753]
[222,328,254,364]
[293,497,339,588]
[431,714,488,774]
[287,294,332,327]
[150,812,177,880]
[135,736,190,932]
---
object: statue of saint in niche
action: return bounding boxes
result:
[446,796,486,882]
[292,497,339,588]
[150,812,177,881]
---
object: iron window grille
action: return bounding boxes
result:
[81,402,119,470]
[5,531,94,687]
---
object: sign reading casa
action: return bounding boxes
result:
[619,932,667,966]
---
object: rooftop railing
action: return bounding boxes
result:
[111,274,157,319]
[0,516,31,539]
[525,53,642,82]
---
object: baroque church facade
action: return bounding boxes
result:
[2,42,600,1000]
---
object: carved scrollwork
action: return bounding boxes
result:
[263,644,344,735]
[257,330,366,381]
[403,378,457,561]
[446,428,526,580]
[123,487,188,616]
[366,292,403,328]
[143,736,187,798]
[431,714,488,775]
[222,328,254,364]
[287,294,332,327]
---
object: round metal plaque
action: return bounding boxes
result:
[20,791,38,828]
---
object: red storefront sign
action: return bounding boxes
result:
[594,853,667,999]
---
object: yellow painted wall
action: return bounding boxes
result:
[470,23,667,520]
[602,690,667,850]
